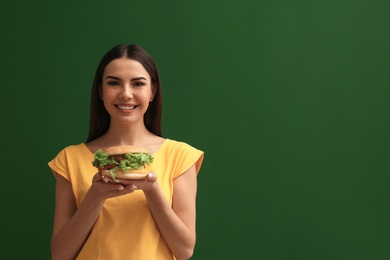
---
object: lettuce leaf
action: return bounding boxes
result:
[92,150,154,179]
[118,153,154,171]
[92,149,117,168]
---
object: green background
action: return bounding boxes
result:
[1,0,389,259]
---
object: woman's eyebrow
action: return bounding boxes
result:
[105,76,121,80]
[131,77,147,81]
[105,76,147,81]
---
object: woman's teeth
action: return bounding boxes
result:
[117,105,135,110]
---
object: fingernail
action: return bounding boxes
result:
[118,186,124,190]
[114,179,121,183]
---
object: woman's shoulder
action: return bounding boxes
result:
[84,137,107,154]
[158,139,204,174]
[49,143,90,167]
[54,143,89,156]
[162,138,186,148]
[161,139,203,153]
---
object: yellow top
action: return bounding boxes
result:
[48,139,204,260]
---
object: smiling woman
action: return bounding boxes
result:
[87,45,163,142]
[101,58,155,126]
[48,44,204,260]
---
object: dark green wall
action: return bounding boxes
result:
[1,0,389,259]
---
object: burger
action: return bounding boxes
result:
[92,145,154,180]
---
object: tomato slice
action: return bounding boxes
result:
[98,164,117,171]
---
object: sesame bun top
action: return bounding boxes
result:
[104,145,150,155]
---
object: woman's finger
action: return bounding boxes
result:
[92,172,103,183]
[102,175,109,183]
[147,172,157,182]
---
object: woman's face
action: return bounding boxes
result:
[101,58,156,126]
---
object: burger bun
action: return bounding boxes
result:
[105,145,150,155]
[101,169,148,180]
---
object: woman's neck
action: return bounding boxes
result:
[103,123,153,146]
[86,122,165,154]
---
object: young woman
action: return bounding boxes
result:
[48,44,204,260]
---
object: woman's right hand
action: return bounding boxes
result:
[88,172,138,201]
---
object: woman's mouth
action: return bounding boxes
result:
[116,105,137,111]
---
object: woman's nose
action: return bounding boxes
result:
[119,86,133,99]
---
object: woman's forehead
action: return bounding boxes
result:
[104,58,150,79]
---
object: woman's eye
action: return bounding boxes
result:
[107,81,120,86]
[133,82,145,87]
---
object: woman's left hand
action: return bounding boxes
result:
[114,172,157,191]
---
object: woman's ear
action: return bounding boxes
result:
[150,84,157,102]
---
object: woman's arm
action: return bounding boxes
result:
[51,173,136,260]
[142,165,198,260]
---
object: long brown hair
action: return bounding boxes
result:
[86,44,163,142]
